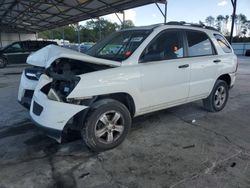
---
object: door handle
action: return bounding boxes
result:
[178,64,189,68]
[213,59,221,63]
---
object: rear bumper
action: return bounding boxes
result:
[30,75,88,142]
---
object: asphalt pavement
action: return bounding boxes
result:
[0,57,250,188]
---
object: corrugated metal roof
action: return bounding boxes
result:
[0,0,159,33]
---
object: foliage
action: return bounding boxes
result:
[38,18,135,43]
[204,14,249,38]
[225,36,250,42]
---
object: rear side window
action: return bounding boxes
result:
[214,34,232,53]
[186,31,214,57]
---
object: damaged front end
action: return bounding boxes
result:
[44,58,112,102]
[30,58,114,142]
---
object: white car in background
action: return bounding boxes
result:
[18,22,237,151]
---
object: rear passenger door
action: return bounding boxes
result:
[185,30,219,100]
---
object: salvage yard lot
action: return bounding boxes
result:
[0,57,250,188]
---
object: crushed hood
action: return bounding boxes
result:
[26,44,121,68]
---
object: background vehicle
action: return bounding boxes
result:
[62,43,94,53]
[21,23,237,151]
[80,43,94,53]
[0,40,57,68]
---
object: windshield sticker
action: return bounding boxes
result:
[131,37,143,42]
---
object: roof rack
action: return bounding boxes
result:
[166,21,219,32]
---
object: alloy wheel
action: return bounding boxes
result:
[94,111,125,144]
[214,86,226,108]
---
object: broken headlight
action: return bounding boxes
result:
[25,67,45,81]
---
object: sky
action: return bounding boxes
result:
[80,0,250,26]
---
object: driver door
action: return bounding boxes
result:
[138,30,190,113]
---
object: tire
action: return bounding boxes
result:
[203,80,229,112]
[81,99,131,152]
[0,57,7,68]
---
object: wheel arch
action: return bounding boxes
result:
[217,74,231,88]
[0,55,8,68]
[0,55,8,61]
[95,92,136,117]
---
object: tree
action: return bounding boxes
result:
[37,18,133,43]
[238,14,247,36]
[216,15,225,32]
[123,20,135,29]
[231,14,247,36]
[85,18,120,41]
[241,20,250,37]
[38,25,76,42]
[205,16,215,27]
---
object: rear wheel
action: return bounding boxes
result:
[0,57,7,68]
[81,99,131,152]
[203,80,229,112]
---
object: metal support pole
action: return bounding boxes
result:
[123,11,125,28]
[164,1,168,24]
[62,27,65,46]
[230,0,237,44]
[0,32,2,47]
[155,1,168,24]
[155,3,165,18]
[98,18,101,41]
[115,13,123,25]
[115,11,125,29]
[77,23,80,52]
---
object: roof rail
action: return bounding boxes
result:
[166,21,219,31]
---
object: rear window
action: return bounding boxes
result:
[186,31,214,57]
[214,34,232,53]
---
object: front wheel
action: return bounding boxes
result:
[0,57,7,68]
[81,99,131,152]
[203,80,229,112]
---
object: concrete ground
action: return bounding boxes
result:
[0,57,250,188]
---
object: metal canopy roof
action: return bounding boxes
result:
[0,0,159,33]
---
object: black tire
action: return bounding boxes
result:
[81,99,131,152]
[0,57,7,68]
[203,80,229,112]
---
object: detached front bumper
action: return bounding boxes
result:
[30,75,88,142]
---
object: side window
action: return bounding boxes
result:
[140,30,184,62]
[27,42,40,51]
[186,31,214,57]
[40,42,50,48]
[214,34,232,53]
[5,43,23,52]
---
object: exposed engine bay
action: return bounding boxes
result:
[42,58,113,102]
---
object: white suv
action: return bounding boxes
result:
[23,23,237,151]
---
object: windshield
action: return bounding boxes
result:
[86,30,151,61]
